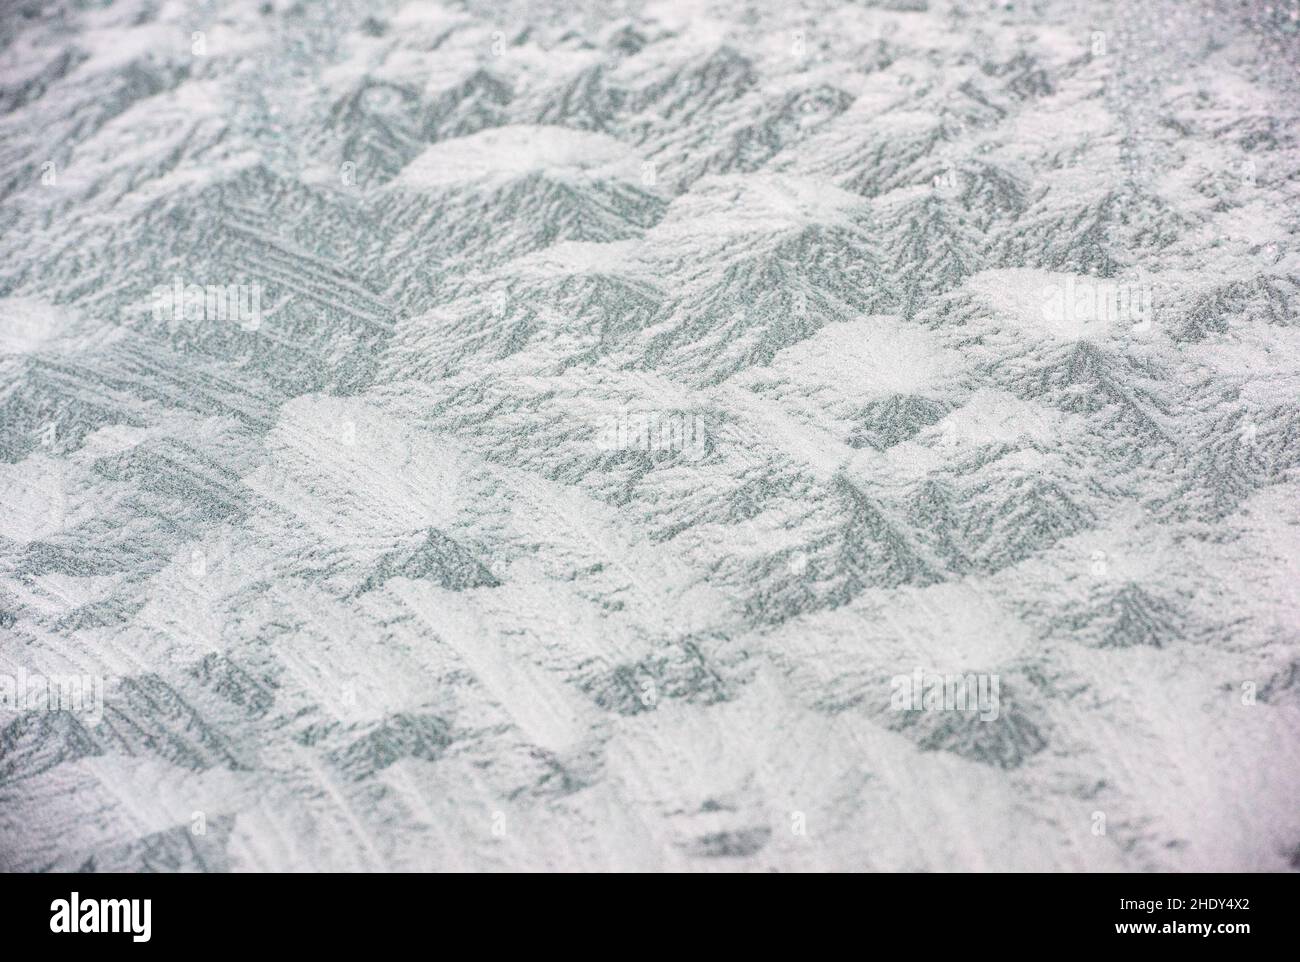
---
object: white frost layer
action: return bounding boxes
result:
[392,126,643,189]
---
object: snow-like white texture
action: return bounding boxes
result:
[652,173,866,239]
[0,0,1297,876]
[0,456,66,542]
[0,298,67,355]
[393,125,644,189]
[745,317,960,398]
[261,395,467,535]
[929,388,1071,450]
[506,239,646,279]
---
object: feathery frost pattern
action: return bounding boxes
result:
[0,0,1298,872]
